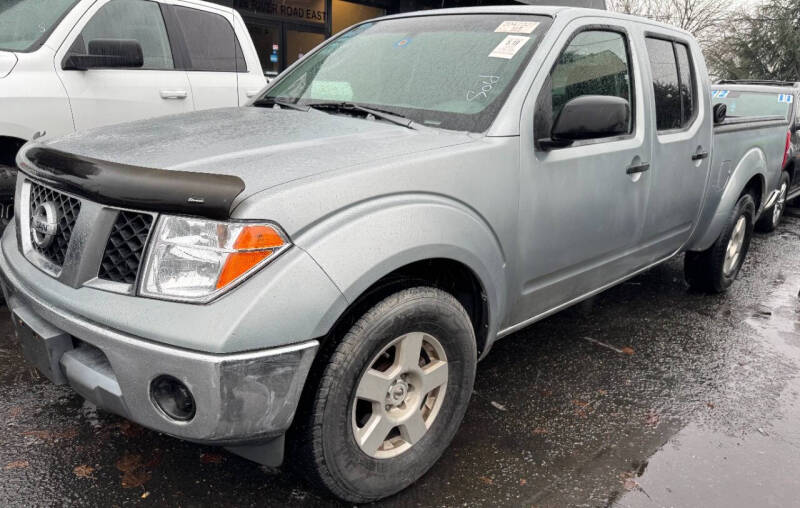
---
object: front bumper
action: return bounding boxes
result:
[0,234,319,464]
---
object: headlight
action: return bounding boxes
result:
[140,216,289,303]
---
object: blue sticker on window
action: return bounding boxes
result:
[395,38,412,48]
[779,94,794,103]
[716,90,729,98]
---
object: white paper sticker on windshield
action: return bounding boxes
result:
[495,21,540,34]
[489,35,530,59]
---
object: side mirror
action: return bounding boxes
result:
[540,95,629,150]
[713,103,727,125]
[63,39,144,70]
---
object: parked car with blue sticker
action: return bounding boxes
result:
[0,6,792,503]
[714,80,800,231]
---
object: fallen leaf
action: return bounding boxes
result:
[572,400,589,408]
[200,453,224,464]
[478,476,493,485]
[121,468,151,489]
[623,477,638,491]
[73,465,95,478]
[141,492,150,499]
[8,406,22,419]
[115,454,151,489]
[115,454,142,473]
[4,460,29,470]
[621,347,635,355]
[519,478,527,486]
[707,402,715,409]
[532,427,548,435]
[597,389,608,396]
[645,411,660,427]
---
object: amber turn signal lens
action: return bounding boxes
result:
[234,225,285,250]
[216,225,286,290]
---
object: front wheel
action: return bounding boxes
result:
[685,193,755,293]
[297,287,477,503]
[755,171,790,233]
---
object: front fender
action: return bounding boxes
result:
[295,193,508,351]
[688,147,767,252]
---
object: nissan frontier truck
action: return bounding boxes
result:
[0,6,789,502]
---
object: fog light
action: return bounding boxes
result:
[150,375,196,421]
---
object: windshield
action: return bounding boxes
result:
[0,0,79,52]
[261,14,552,132]
[712,89,794,120]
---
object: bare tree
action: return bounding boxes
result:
[608,0,730,44]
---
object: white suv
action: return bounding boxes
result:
[0,0,266,220]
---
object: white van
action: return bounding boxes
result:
[0,0,267,219]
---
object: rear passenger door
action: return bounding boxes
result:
[513,21,653,325]
[640,34,711,257]
[168,3,245,109]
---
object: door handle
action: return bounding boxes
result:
[160,90,188,100]
[626,162,650,174]
[691,150,709,161]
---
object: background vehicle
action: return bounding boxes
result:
[0,0,267,224]
[0,6,789,503]
[714,80,800,231]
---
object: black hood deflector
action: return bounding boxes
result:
[20,146,245,220]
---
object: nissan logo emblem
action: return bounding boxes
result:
[31,201,58,249]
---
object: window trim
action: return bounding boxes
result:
[60,0,178,72]
[644,32,699,134]
[534,24,637,151]
[163,4,249,74]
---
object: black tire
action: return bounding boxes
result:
[685,193,755,293]
[755,171,790,233]
[296,286,477,503]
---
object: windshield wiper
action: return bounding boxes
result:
[252,96,309,112]
[305,102,417,130]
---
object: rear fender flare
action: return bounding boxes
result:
[688,147,767,251]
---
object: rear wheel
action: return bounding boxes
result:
[755,171,790,232]
[685,193,755,293]
[297,287,477,503]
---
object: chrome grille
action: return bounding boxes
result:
[29,183,81,267]
[98,211,154,284]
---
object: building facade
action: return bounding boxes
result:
[210,0,526,77]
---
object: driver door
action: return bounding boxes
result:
[509,22,653,326]
[55,0,193,131]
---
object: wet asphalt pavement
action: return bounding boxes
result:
[2,211,800,507]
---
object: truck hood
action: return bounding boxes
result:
[0,51,17,78]
[42,107,476,201]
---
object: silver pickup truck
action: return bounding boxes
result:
[0,6,789,503]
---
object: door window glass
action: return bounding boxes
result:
[173,6,247,72]
[73,0,173,70]
[675,43,696,126]
[545,30,633,135]
[646,37,696,131]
